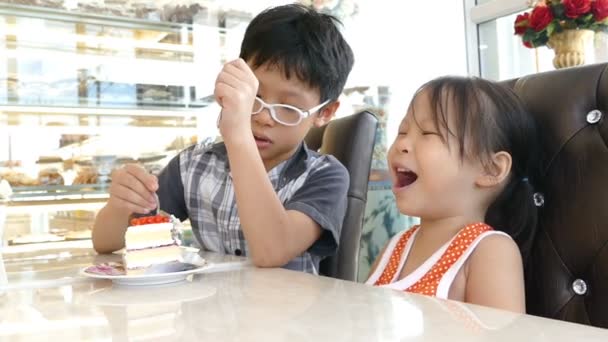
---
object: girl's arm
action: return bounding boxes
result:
[464,234,526,313]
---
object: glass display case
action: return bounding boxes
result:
[0,2,252,246]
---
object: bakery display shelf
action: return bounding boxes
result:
[0,35,194,62]
[0,78,212,110]
[2,126,200,137]
[2,198,106,216]
[0,98,211,111]
[0,84,213,110]
[0,104,210,117]
[0,4,219,112]
[9,183,109,201]
[0,3,195,32]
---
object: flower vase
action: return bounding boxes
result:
[547,29,595,69]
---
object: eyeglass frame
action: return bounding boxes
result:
[251,96,331,126]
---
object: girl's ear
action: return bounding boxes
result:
[475,151,512,188]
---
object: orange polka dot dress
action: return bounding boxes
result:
[365,222,509,299]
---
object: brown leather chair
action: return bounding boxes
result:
[305,110,378,281]
[502,63,608,328]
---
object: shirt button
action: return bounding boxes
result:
[235,249,242,256]
[572,279,588,295]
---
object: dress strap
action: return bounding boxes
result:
[372,226,420,286]
[405,222,492,296]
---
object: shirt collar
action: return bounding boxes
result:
[200,141,312,181]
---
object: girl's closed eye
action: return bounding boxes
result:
[418,124,439,136]
[397,123,410,136]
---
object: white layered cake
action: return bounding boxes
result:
[123,216,182,275]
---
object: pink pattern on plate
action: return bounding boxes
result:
[85,262,126,276]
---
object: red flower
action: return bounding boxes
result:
[592,0,608,21]
[514,12,530,35]
[529,6,554,31]
[563,0,592,19]
[523,41,534,49]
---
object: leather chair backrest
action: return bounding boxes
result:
[502,63,608,328]
[305,110,378,280]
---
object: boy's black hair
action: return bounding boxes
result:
[411,76,541,261]
[240,4,354,103]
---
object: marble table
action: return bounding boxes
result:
[1,242,607,341]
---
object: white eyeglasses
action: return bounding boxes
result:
[251,97,330,126]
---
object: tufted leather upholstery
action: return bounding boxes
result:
[502,63,608,328]
[305,110,378,281]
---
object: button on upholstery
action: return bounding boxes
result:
[533,192,545,207]
[586,110,603,124]
[572,279,588,295]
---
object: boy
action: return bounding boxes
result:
[92,4,354,274]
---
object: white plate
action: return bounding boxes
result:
[81,263,210,286]
[81,248,210,286]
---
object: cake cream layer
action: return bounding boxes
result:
[125,222,175,250]
[123,245,182,270]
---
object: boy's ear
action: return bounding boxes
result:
[313,101,340,127]
[475,151,512,188]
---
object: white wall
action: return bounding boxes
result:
[342,0,469,143]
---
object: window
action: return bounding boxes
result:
[468,0,608,80]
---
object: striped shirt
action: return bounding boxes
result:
[156,141,349,274]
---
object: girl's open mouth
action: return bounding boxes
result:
[394,167,418,188]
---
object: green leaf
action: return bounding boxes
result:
[534,34,549,47]
[546,21,557,36]
[523,29,537,42]
[580,14,595,28]
[577,13,595,29]
[531,30,549,47]
[552,3,565,19]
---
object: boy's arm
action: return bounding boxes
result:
[225,138,330,266]
[92,156,188,254]
[92,164,159,253]
[214,58,346,267]
[92,204,130,254]
[465,234,526,313]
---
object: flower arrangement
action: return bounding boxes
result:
[514,0,608,48]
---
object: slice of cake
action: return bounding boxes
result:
[123,215,182,275]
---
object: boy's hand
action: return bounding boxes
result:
[214,58,259,142]
[107,164,158,215]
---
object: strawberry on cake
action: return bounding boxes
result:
[123,214,182,275]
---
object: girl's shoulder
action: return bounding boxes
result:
[462,232,525,312]
[471,232,519,261]
[466,231,521,273]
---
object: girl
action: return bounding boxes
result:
[366,76,540,313]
